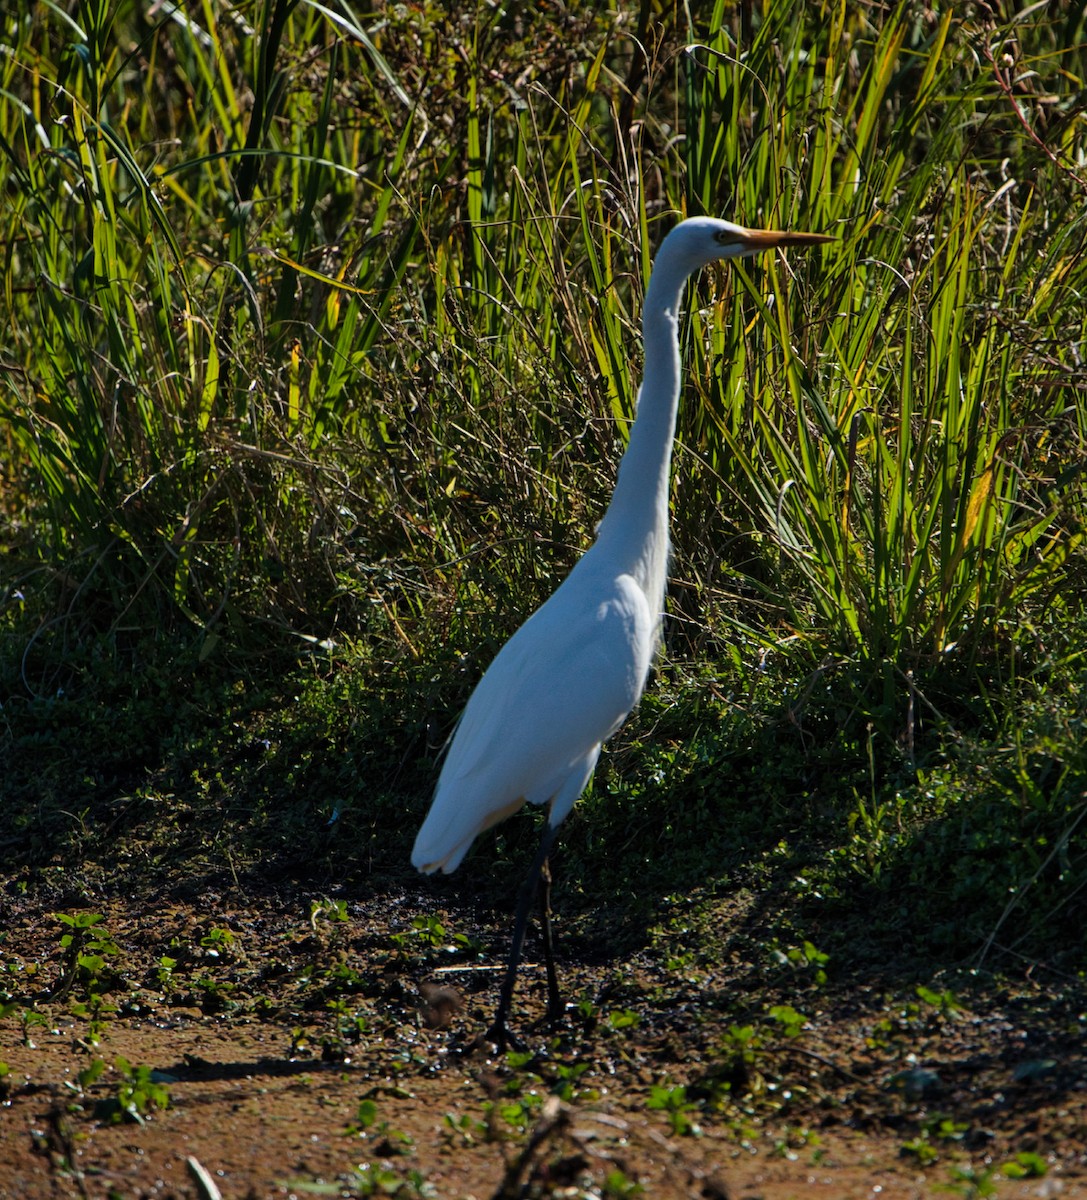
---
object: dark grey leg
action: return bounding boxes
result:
[485,821,559,1049]
[538,856,562,1021]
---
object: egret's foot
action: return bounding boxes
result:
[532,1001,568,1032]
[473,1018,526,1053]
[460,1017,525,1056]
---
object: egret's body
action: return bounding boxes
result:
[412,216,830,1044]
[411,562,652,873]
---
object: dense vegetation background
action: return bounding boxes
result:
[2,0,1086,981]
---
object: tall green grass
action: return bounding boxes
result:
[1,0,1085,683]
[673,3,1086,674]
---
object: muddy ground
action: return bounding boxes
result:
[1,880,1084,1199]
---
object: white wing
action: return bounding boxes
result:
[411,566,655,873]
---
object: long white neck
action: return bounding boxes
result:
[593,254,692,605]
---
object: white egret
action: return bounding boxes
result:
[412,215,831,1046]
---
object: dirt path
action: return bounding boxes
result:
[1,886,1084,1198]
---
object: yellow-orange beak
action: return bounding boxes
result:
[730,226,836,251]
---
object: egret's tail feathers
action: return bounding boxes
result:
[410,839,471,875]
[411,793,526,876]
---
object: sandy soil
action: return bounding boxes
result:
[1,884,1084,1199]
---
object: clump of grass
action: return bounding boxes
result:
[675,4,1086,672]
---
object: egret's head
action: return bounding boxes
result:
[661,215,833,274]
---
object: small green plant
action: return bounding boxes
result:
[155,955,178,992]
[601,1168,645,1198]
[54,913,120,1000]
[916,986,963,1019]
[479,1053,546,1135]
[111,1057,172,1124]
[493,1091,545,1135]
[767,1004,808,1039]
[901,1135,939,1166]
[310,897,350,928]
[698,1004,814,1109]
[325,998,370,1048]
[348,1098,378,1133]
[770,940,830,987]
[771,1127,821,1160]
[550,1059,597,1103]
[441,1111,487,1148]
[575,995,600,1022]
[646,1083,701,1137]
[18,1008,50,1048]
[607,1007,641,1031]
[941,1165,998,1198]
[199,927,236,957]
[193,975,236,1013]
[1001,1151,1048,1179]
[663,949,697,973]
[340,1165,434,1198]
[346,1099,414,1154]
[70,995,116,1047]
[389,915,477,954]
[901,1114,969,1166]
[66,1056,107,1100]
[77,1057,171,1125]
[925,1115,969,1143]
[715,1022,763,1094]
[866,1014,896,1051]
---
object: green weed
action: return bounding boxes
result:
[646,1083,701,1137]
[1001,1151,1048,1179]
[193,975,237,1014]
[102,1056,172,1125]
[606,1007,641,1031]
[902,1113,971,1163]
[769,941,830,987]
[335,1165,434,1198]
[940,1165,999,1198]
[53,913,119,999]
[601,1169,645,1198]
[154,956,178,993]
[901,1135,940,1166]
[441,1111,488,1149]
[64,1055,171,1125]
[345,1098,414,1154]
[767,1005,808,1039]
[549,1059,598,1104]
[310,898,350,928]
[199,926,236,950]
